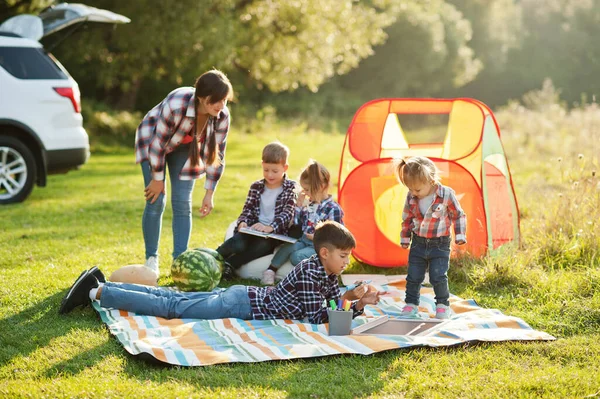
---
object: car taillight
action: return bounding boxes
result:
[53,87,81,113]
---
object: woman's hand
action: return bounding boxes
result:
[144,180,165,204]
[199,189,214,218]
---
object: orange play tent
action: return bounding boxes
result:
[337,98,520,267]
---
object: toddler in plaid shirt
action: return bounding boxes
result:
[395,156,467,319]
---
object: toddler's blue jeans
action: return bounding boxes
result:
[404,235,451,306]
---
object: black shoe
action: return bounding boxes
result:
[88,265,106,283]
[59,270,99,314]
[221,262,236,281]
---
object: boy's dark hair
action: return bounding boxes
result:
[313,221,356,253]
[262,142,290,165]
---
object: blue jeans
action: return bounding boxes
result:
[405,235,451,306]
[100,282,253,320]
[271,235,316,268]
[141,144,195,261]
[216,232,279,269]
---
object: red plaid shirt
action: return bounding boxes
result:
[400,184,467,245]
[247,254,363,323]
[134,87,230,191]
[235,177,297,235]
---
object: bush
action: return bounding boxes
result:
[81,99,142,152]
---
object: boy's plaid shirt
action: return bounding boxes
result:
[294,196,344,235]
[400,184,467,245]
[236,177,297,235]
[247,254,362,324]
[134,87,230,191]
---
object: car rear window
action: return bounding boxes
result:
[0,47,67,79]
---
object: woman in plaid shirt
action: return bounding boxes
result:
[134,69,233,276]
[395,156,467,319]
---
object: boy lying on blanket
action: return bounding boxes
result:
[59,221,385,324]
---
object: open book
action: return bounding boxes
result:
[238,227,298,244]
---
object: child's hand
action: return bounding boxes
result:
[251,223,274,233]
[356,290,387,310]
[456,240,466,245]
[344,283,368,300]
[401,244,409,249]
[296,191,307,207]
[305,233,314,241]
[238,222,248,230]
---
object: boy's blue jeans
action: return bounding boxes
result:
[405,235,451,306]
[271,235,316,268]
[100,282,253,320]
[141,144,195,261]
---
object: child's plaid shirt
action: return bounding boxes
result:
[247,254,363,323]
[400,184,467,245]
[235,177,297,235]
[134,87,230,191]
[294,196,344,235]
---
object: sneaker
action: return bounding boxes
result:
[59,270,99,314]
[435,304,451,319]
[88,265,106,283]
[400,303,418,317]
[221,262,235,281]
[261,269,276,285]
[144,256,159,275]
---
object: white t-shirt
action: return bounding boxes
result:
[418,192,435,216]
[258,186,284,225]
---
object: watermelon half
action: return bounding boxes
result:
[171,250,222,291]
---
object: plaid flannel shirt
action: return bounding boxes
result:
[294,196,344,235]
[134,87,230,190]
[400,184,467,245]
[235,177,296,235]
[247,254,363,323]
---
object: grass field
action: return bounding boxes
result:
[1,100,599,398]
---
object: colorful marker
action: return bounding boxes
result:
[345,280,372,291]
[329,299,337,311]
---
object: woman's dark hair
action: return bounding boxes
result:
[189,69,234,167]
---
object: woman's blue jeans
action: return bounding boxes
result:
[141,144,195,261]
[100,282,253,320]
[405,235,451,306]
[271,235,316,268]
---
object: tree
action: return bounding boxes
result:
[50,0,401,109]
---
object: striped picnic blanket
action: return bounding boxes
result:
[92,280,555,366]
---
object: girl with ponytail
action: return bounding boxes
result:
[134,69,233,275]
[261,160,345,285]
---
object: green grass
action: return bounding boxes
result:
[1,114,600,398]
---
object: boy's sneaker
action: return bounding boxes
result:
[88,265,106,283]
[261,269,276,285]
[59,270,99,314]
[435,304,451,319]
[400,303,418,317]
[144,256,159,275]
[221,262,235,281]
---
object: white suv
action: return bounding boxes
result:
[0,3,129,204]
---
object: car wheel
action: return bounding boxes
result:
[0,136,37,204]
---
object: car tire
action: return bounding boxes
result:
[0,136,37,204]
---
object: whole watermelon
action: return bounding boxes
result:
[171,250,221,291]
[193,247,225,269]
